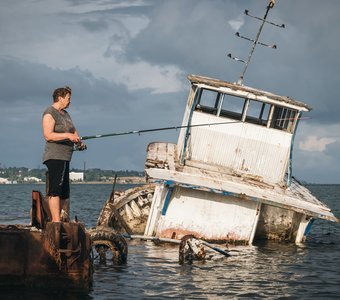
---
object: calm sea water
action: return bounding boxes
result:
[0,183,339,299]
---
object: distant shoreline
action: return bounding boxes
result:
[71,180,146,185]
[0,176,146,185]
[72,176,146,185]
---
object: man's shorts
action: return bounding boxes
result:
[44,159,70,199]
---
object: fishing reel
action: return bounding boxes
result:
[73,142,87,151]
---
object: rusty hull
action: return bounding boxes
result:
[0,223,92,291]
[157,228,249,245]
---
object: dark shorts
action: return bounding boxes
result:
[44,159,70,199]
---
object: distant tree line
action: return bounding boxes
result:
[0,167,144,183]
[72,168,144,182]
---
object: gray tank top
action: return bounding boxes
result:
[42,106,76,163]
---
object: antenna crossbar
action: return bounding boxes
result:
[236,32,277,49]
[244,10,285,28]
[227,0,285,85]
[227,53,246,64]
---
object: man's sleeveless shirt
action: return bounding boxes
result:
[42,106,76,162]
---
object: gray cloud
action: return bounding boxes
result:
[121,0,340,125]
[79,19,109,32]
[0,55,182,171]
[123,0,239,76]
[0,57,131,110]
[325,140,340,157]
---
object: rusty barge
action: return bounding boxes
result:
[96,1,338,245]
[0,182,130,290]
[0,190,93,290]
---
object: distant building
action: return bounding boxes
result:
[70,172,84,182]
[0,177,9,184]
[24,176,42,183]
[0,177,17,184]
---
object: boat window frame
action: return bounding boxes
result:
[270,106,298,133]
[244,99,272,126]
[193,86,298,132]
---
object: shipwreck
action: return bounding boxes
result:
[96,1,338,245]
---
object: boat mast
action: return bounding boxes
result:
[228,0,285,85]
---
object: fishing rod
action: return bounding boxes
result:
[80,116,310,142]
[80,120,240,141]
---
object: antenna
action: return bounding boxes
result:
[227,0,285,85]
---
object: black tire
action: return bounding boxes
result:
[90,230,128,264]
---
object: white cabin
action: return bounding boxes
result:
[177,75,310,185]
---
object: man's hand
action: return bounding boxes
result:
[68,133,81,143]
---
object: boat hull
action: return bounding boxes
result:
[144,184,311,244]
[96,184,155,235]
[153,186,259,243]
[97,183,313,244]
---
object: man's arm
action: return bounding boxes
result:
[42,114,80,143]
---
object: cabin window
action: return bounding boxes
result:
[271,106,297,132]
[194,87,297,132]
[245,100,271,126]
[195,89,220,114]
[219,94,245,120]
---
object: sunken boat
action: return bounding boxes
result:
[96,184,155,236]
[97,1,338,245]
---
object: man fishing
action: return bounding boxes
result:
[42,86,86,222]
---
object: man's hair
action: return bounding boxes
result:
[52,86,72,102]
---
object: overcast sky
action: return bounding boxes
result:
[1,0,340,183]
